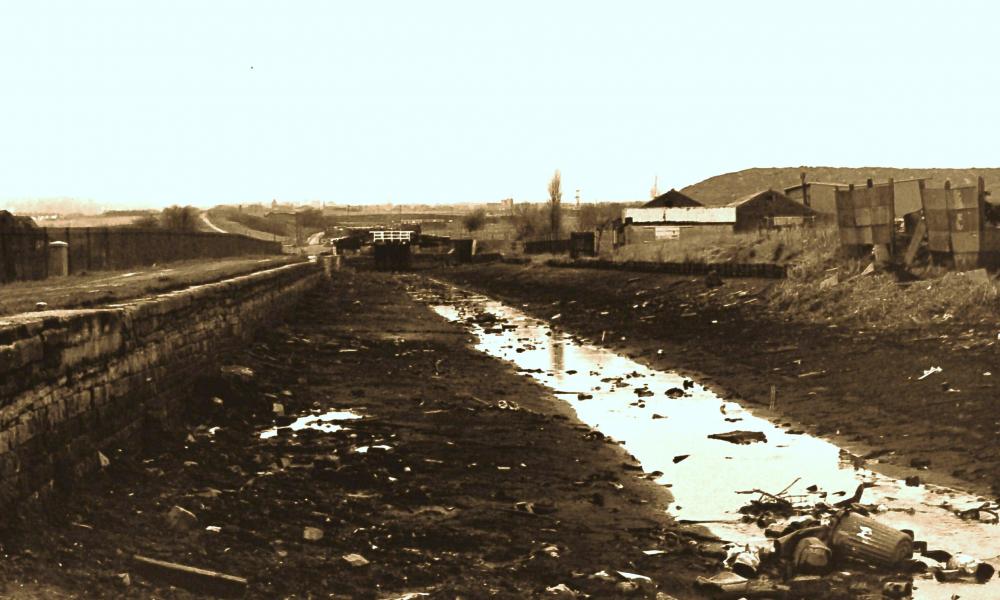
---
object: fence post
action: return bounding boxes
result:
[105,227,111,269]
[86,227,92,271]
[43,228,49,279]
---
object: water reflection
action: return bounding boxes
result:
[259,410,362,440]
[420,281,1000,600]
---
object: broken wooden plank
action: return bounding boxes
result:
[903,219,927,267]
[132,554,248,598]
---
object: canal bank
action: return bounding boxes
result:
[0,271,713,599]
[413,277,1000,599]
[434,262,1000,501]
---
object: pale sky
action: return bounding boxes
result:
[2,1,997,210]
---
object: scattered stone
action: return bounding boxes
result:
[165,505,198,531]
[614,581,640,594]
[220,365,254,381]
[303,526,324,541]
[342,553,369,567]
[545,583,578,598]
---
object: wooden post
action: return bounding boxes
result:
[978,175,987,222]
[86,227,92,271]
[887,177,895,255]
[43,228,49,279]
[800,171,809,207]
[64,227,71,274]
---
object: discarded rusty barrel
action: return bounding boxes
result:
[829,511,912,567]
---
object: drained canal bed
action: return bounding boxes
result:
[413,279,1000,600]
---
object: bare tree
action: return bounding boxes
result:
[548,170,562,240]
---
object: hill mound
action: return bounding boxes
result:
[680,167,1000,206]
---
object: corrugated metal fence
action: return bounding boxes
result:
[835,181,895,249]
[0,228,282,284]
[920,180,986,270]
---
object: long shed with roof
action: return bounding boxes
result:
[727,189,817,232]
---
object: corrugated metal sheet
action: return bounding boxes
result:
[835,184,895,248]
[920,182,986,270]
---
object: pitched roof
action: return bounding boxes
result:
[726,189,816,215]
[643,189,702,208]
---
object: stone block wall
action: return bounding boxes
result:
[0,261,321,506]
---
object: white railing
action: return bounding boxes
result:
[372,230,413,243]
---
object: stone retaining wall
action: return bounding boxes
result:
[0,261,321,506]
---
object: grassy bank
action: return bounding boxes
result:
[611,226,839,266]
[600,224,1000,331]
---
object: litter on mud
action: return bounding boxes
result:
[419,279,1000,599]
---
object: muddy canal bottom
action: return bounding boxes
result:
[412,280,1000,600]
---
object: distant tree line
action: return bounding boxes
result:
[130,205,201,231]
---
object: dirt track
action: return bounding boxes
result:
[436,262,1000,500]
[0,270,714,599]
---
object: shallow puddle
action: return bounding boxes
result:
[259,410,362,439]
[417,281,1000,599]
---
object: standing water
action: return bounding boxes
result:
[413,280,1000,600]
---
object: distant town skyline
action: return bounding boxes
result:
[2,1,998,211]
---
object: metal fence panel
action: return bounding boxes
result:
[1,228,281,285]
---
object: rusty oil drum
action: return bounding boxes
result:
[829,511,913,567]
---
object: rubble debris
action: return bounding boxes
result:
[164,505,198,531]
[544,583,579,598]
[927,553,997,583]
[303,526,324,541]
[220,365,255,381]
[695,571,790,598]
[132,554,248,598]
[882,580,912,598]
[342,553,369,567]
[918,366,943,380]
[708,430,767,445]
[792,537,831,574]
[726,546,761,577]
